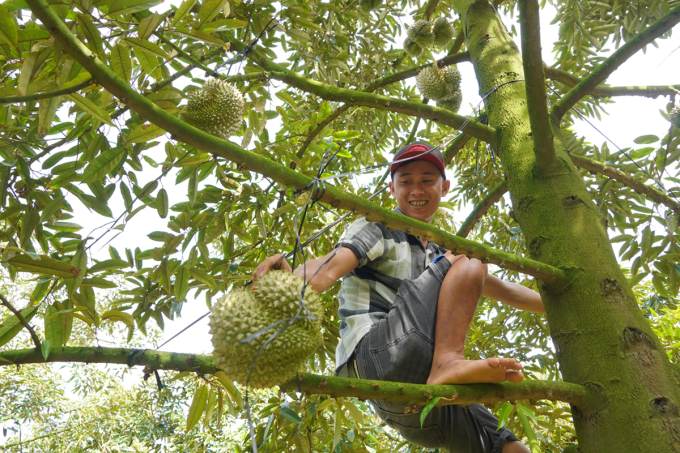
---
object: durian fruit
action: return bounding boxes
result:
[404,39,424,57]
[416,65,449,101]
[209,270,324,388]
[432,17,455,47]
[437,90,463,113]
[442,65,462,91]
[408,20,434,47]
[180,78,244,141]
[360,0,383,12]
[670,105,680,129]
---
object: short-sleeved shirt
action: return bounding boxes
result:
[334,208,448,373]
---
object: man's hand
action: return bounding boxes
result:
[253,254,292,281]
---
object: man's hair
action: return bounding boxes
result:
[390,141,446,180]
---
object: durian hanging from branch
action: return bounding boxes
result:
[670,105,680,129]
[403,17,455,57]
[208,271,324,389]
[416,64,463,112]
[179,78,245,141]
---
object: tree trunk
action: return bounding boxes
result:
[465,2,680,451]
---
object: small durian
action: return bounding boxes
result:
[360,0,383,12]
[432,17,455,47]
[442,65,462,92]
[409,20,434,47]
[180,78,244,141]
[209,271,324,388]
[416,65,449,101]
[437,89,463,113]
[670,105,680,129]
[404,38,424,57]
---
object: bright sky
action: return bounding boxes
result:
[52,8,680,360]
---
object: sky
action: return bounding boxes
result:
[38,5,680,358]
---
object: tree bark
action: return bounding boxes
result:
[466,2,680,451]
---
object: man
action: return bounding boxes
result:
[253,141,544,453]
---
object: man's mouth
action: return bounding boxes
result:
[410,201,428,206]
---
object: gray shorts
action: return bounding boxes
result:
[347,260,519,453]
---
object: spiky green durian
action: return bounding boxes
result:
[408,20,434,47]
[404,38,424,57]
[670,106,680,129]
[416,65,449,101]
[360,0,383,12]
[432,17,455,47]
[209,271,324,388]
[437,89,463,113]
[442,65,462,91]
[180,78,244,141]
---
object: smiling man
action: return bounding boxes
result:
[253,141,544,453]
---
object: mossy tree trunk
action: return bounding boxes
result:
[466,2,680,451]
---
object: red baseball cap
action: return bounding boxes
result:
[390,141,446,180]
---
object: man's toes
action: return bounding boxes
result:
[487,358,503,368]
[506,370,524,383]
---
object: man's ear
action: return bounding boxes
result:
[442,179,451,196]
[389,181,396,197]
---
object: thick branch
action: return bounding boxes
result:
[0,294,41,350]
[457,180,508,238]
[0,78,94,104]
[570,154,680,215]
[0,346,594,408]
[424,0,439,20]
[26,0,565,285]
[518,0,555,168]
[443,132,472,164]
[544,65,680,99]
[552,4,680,120]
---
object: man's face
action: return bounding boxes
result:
[389,160,450,224]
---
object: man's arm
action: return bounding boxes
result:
[482,274,545,313]
[252,247,360,294]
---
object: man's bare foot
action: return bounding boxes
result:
[427,357,524,385]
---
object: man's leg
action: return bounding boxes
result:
[427,255,524,385]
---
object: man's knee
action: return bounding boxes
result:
[444,255,488,281]
[502,440,531,453]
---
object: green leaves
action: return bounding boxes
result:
[81,147,127,183]
[186,384,209,433]
[110,42,132,83]
[107,0,163,16]
[279,407,302,423]
[124,37,169,60]
[7,254,78,279]
[420,396,441,427]
[0,306,38,347]
[0,4,18,51]
[197,0,229,27]
[67,93,114,127]
[127,123,166,143]
[156,188,168,218]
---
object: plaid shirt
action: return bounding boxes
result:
[334,208,447,374]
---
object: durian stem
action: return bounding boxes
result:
[570,154,680,215]
[0,78,93,104]
[0,346,596,409]
[551,3,680,121]
[518,0,556,170]
[543,64,680,98]
[446,28,465,56]
[457,180,508,238]
[25,0,566,285]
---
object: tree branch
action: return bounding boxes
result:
[0,78,94,104]
[551,4,680,120]
[570,154,680,215]
[0,346,595,409]
[443,132,472,164]
[227,40,497,145]
[26,0,565,285]
[0,293,41,350]
[544,65,680,99]
[457,180,508,237]
[518,0,556,169]
[424,0,439,20]
[447,28,466,56]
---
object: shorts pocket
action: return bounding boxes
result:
[369,327,434,384]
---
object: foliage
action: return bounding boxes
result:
[0,0,679,450]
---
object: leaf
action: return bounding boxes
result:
[17,29,51,42]
[633,134,659,144]
[124,37,169,59]
[133,46,162,80]
[137,12,161,40]
[67,93,114,127]
[516,405,540,453]
[39,96,62,135]
[156,188,168,218]
[287,28,310,43]
[110,42,132,83]
[81,147,126,183]
[0,5,18,50]
[279,407,302,424]
[108,0,163,16]
[186,384,209,433]
[203,388,217,428]
[497,402,514,429]
[7,254,78,278]
[41,339,51,360]
[137,180,158,199]
[332,130,361,140]
[173,0,197,24]
[44,221,82,232]
[78,13,103,55]
[198,0,229,27]
[174,266,190,301]
[127,123,165,143]
[333,400,343,450]
[45,303,65,347]
[213,371,242,408]
[65,245,87,297]
[17,51,38,96]
[343,400,365,426]
[188,268,217,289]
[0,306,38,347]
[89,258,130,272]
[101,310,135,326]
[81,277,117,288]
[275,91,298,110]
[420,396,441,427]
